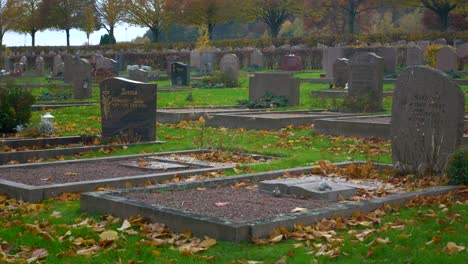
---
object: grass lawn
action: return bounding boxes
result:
[1,72,467,263]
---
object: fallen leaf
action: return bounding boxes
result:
[117,220,131,231]
[50,211,63,219]
[199,238,217,249]
[99,230,118,241]
[445,242,465,254]
[27,248,48,263]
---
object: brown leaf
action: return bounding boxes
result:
[27,248,49,263]
[445,242,465,254]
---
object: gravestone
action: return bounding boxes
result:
[391,66,464,176]
[250,49,264,68]
[171,62,189,86]
[435,46,458,71]
[128,69,148,83]
[432,38,447,45]
[456,43,468,58]
[348,52,384,112]
[166,55,178,75]
[35,56,45,76]
[63,54,74,83]
[190,50,201,69]
[406,46,424,66]
[376,47,397,74]
[13,63,24,75]
[220,54,239,86]
[332,58,350,89]
[416,40,430,51]
[4,56,12,72]
[200,52,214,75]
[280,54,302,71]
[53,55,63,77]
[249,72,300,106]
[96,55,118,75]
[100,77,157,142]
[322,47,343,78]
[19,56,27,70]
[72,58,93,99]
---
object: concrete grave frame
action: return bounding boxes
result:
[0,149,273,202]
[205,110,358,130]
[81,162,457,242]
[156,106,266,123]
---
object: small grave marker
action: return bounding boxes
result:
[280,54,302,71]
[332,58,350,88]
[171,62,190,86]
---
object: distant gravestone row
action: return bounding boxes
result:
[391,66,463,176]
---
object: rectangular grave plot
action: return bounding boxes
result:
[156,107,264,124]
[81,162,456,242]
[0,149,235,202]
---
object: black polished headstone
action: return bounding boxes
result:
[171,62,190,86]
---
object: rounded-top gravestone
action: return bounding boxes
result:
[250,49,264,68]
[332,58,349,89]
[391,66,464,176]
[435,46,458,71]
[220,54,240,86]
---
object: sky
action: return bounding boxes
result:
[3,23,148,47]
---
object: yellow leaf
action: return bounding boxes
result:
[199,238,217,249]
[50,211,63,219]
[99,230,118,241]
[270,234,283,243]
[445,242,465,254]
[117,220,131,231]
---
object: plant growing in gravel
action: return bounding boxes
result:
[446,149,468,185]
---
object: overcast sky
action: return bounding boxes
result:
[3,23,148,47]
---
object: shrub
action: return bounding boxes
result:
[237,91,288,109]
[425,44,444,67]
[446,149,468,185]
[0,82,36,133]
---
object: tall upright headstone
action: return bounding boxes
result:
[332,58,350,89]
[53,55,63,77]
[406,46,424,66]
[435,46,458,71]
[391,66,464,176]
[63,54,74,83]
[250,49,264,68]
[100,78,157,142]
[376,47,397,74]
[322,47,343,78]
[4,56,12,72]
[19,56,27,71]
[348,53,384,112]
[190,50,201,69]
[171,62,190,86]
[72,58,93,99]
[249,72,300,106]
[35,56,45,76]
[220,53,239,86]
[200,52,214,75]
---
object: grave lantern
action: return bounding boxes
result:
[40,112,55,135]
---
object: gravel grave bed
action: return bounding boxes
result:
[0,158,203,186]
[125,186,336,223]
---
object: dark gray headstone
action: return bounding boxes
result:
[128,69,148,83]
[406,46,424,66]
[436,46,458,71]
[348,52,384,112]
[376,47,397,74]
[322,47,343,78]
[171,62,189,86]
[249,72,300,106]
[220,54,239,86]
[332,58,350,89]
[280,55,302,71]
[100,77,157,142]
[391,66,464,176]
[4,56,12,72]
[72,58,93,99]
[63,54,73,83]
[53,55,63,77]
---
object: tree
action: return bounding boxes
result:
[243,0,304,38]
[325,0,383,34]
[393,0,467,32]
[124,0,171,43]
[82,5,98,45]
[13,0,44,47]
[40,0,90,46]
[96,0,126,43]
[175,0,242,40]
[0,0,19,47]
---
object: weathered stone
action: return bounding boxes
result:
[4,56,12,72]
[416,40,431,51]
[13,63,24,75]
[332,58,350,88]
[250,49,264,68]
[200,52,214,75]
[406,46,424,66]
[171,62,190,86]
[249,72,300,106]
[435,46,458,71]
[100,77,157,142]
[128,69,148,83]
[280,54,302,71]
[72,58,93,99]
[63,54,74,83]
[19,56,27,69]
[220,54,239,86]
[348,52,384,112]
[35,56,45,76]
[391,66,464,176]
[53,55,63,77]
[322,47,343,78]
[456,43,468,58]
[376,47,397,74]
[96,55,118,75]
[190,50,201,69]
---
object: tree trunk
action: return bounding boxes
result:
[438,11,449,32]
[348,9,356,34]
[150,27,160,43]
[207,23,214,40]
[66,28,70,47]
[270,22,280,38]
[31,30,36,47]
[109,26,115,44]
